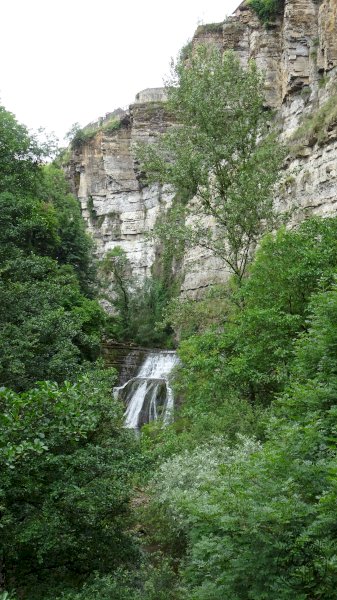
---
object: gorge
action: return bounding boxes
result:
[2,1,337,599]
[65,0,337,298]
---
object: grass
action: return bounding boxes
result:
[195,22,223,35]
[102,118,122,133]
[290,90,337,151]
[319,74,330,89]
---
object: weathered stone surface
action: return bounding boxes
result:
[135,88,168,103]
[318,0,337,72]
[65,98,174,280]
[66,2,337,299]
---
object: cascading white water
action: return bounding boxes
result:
[114,351,179,430]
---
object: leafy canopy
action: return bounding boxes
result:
[144,280,337,600]
[0,105,104,390]
[0,371,143,599]
[0,105,42,195]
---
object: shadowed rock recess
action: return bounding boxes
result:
[65,0,337,298]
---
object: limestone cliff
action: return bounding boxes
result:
[65,91,174,279]
[66,0,337,297]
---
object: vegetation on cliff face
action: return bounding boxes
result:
[291,87,337,151]
[67,117,123,150]
[99,246,174,347]
[248,0,282,23]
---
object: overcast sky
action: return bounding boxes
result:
[1,0,240,142]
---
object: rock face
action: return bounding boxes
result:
[66,0,337,298]
[65,98,174,279]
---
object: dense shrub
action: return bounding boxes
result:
[248,0,281,23]
[0,106,104,390]
[143,284,337,599]
[0,371,142,599]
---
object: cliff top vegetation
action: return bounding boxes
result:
[248,0,282,23]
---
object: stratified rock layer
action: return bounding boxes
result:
[66,98,174,279]
[66,1,337,298]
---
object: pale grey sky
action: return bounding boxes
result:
[1,0,240,141]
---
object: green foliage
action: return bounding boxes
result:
[38,165,96,294]
[0,191,59,258]
[137,46,284,281]
[100,247,174,347]
[151,196,186,284]
[100,246,133,335]
[143,283,337,599]
[0,192,103,390]
[248,0,281,23]
[102,118,123,133]
[68,124,99,148]
[0,254,105,390]
[0,371,142,599]
[140,216,337,466]
[0,105,104,390]
[0,105,42,195]
[55,559,180,600]
[174,217,337,422]
[58,572,139,600]
[163,286,230,340]
[127,278,174,347]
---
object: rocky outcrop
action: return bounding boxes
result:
[65,99,174,279]
[318,0,337,72]
[66,0,337,298]
[102,341,147,385]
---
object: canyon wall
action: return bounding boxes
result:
[65,94,174,281]
[66,0,337,298]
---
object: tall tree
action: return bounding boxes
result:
[0,105,42,195]
[137,46,284,282]
[0,105,104,390]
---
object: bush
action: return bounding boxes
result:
[143,284,337,599]
[248,0,281,23]
[0,371,143,599]
[69,118,122,150]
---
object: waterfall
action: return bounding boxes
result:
[114,351,179,430]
